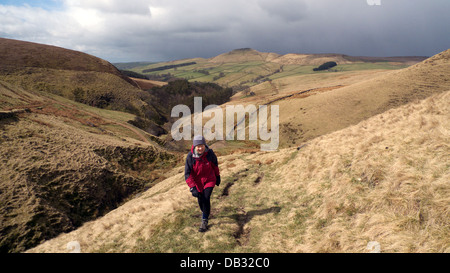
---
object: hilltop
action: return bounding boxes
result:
[0,38,135,86]
[208,48,281,63]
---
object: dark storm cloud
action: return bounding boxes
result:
[0,0,449,62]
[257,0,308,22]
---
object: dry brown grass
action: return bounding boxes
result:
[24,166,190,253]
[129,77,167,90]
[263,91,449,252]
[27,90,449,253]
[0,80,179,252]
[3,42,448,253]
[271,53,354,66]
[228,49,450,148]
[0,38,132,85]
[208,48,281,63]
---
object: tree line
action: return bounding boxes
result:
[313,61,338,71]
[142,62,197,73]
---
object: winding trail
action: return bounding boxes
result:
[18,95,153,145]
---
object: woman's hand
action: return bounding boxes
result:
[190,187,200,197]
[216,175,221,186]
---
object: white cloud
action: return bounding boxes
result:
[63,0,151,15]
[0,5,71,43]
[69,7,103,29]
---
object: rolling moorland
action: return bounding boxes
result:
[117,48,425,89]
[0,38,184,252]
[1,37,449,252]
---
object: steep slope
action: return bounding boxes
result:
[0,38,148,115]
[0,38,168,136]
[0,81,178,253]
[129,77,167,90]
[226,49,450,148]
[27,90,449,253]
[0,38,135,86]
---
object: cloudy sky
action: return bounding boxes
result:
[0,0,449,63]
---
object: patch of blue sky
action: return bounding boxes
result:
[0,0,63,10]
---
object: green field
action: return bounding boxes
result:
[124,58,412,91]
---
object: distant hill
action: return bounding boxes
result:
[120,48,440,152]
[0,38,136,86]
[113,62,156,70]
[208,48,281,63]
[0,38,155,117]
[271,53,353,65]
[207,48,427,66]
[0,38,230,138]
[222,49,450,148]
[126,48,427,92]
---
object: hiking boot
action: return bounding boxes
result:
[199,219,208,232]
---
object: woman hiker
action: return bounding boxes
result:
[185,135,221,232]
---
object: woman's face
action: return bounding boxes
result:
[195,144,205,154]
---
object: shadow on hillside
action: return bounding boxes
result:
[0,115,19,130]
[218,206,281,244]
[219,206,282,223]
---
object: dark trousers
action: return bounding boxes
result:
[197,187,213,220]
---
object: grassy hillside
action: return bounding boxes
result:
[215,49,450,149]
[0,80,180,252]
[1,38,447,253]
[125,48,426,91]
[115,48,432,153]
[0,38,168,136]
[27,89,449,253]
[120,49,447,154]
[0,38,135,86]
[0,38,233,252]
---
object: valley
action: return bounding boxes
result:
[1,38,448,253]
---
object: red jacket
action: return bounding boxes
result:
[185,146,220,193]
